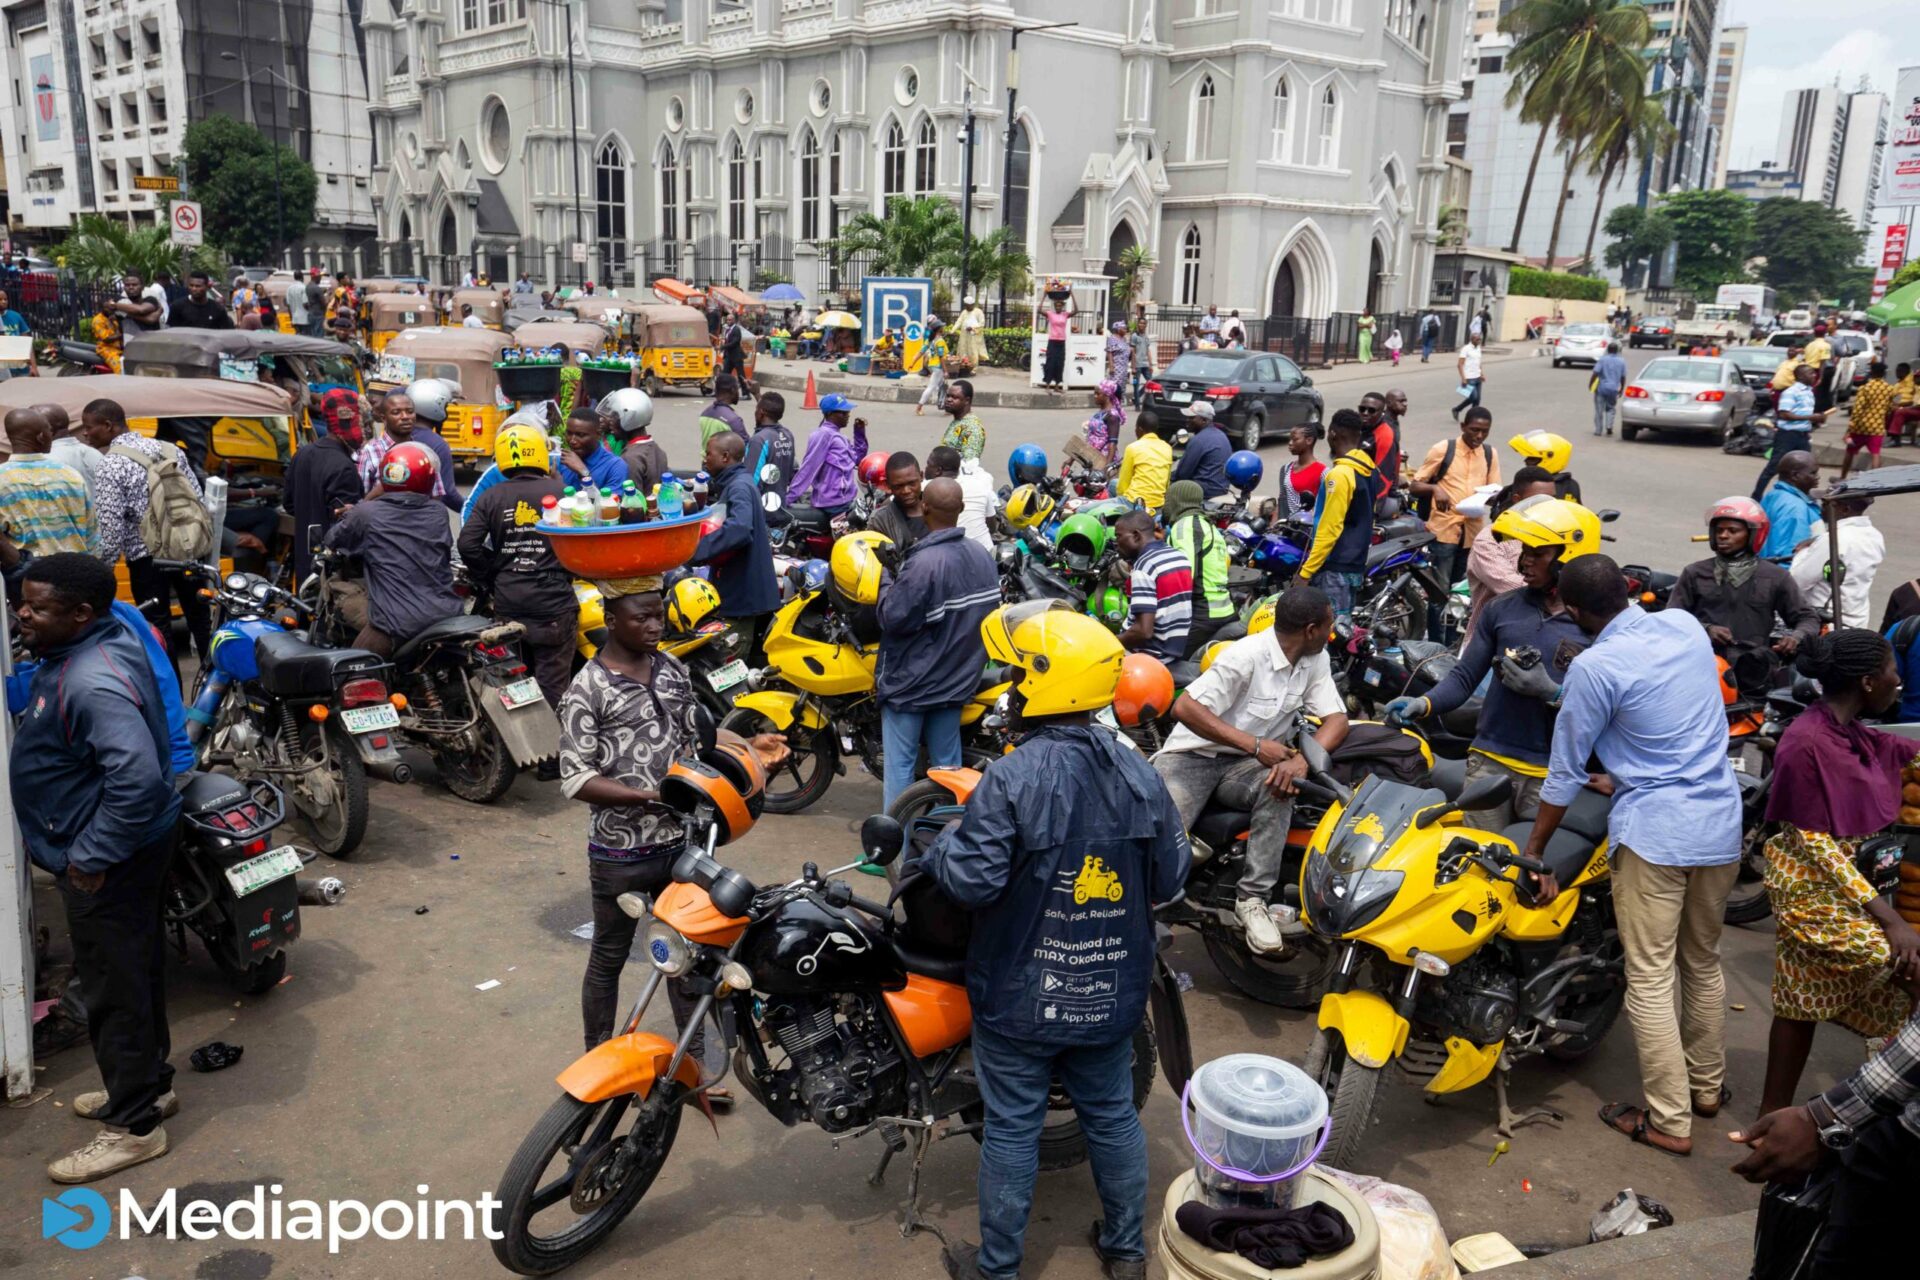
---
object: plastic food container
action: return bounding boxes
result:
[494,362,562,402]
[536,513,707,578]
[1183,1053,1328,1210]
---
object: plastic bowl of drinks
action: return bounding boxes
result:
[535,473,711,577]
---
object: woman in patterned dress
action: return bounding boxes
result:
[1758,628,1920,1115]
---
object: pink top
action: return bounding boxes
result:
[1046,309,1072,341]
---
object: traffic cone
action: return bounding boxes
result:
[803,369,820,411]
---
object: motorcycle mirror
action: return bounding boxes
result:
[1596,508,1621,523]
[616,891,650,920]
[762,491,783,514]
[1297,733,1334,777]
[859,814,906,867]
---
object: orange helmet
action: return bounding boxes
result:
[858,451,891,488]
[379,441,440,495]
[659,741,766,846]
[1704,496,1769,554]
[1113,653,1175,728]
[1714,656,1738,707]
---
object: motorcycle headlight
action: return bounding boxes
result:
[644,922,691,976]
[1303,858,1403,939]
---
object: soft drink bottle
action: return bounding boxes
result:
[656,472,684,520]
[540,494,559,525]
[619,482,647,525]
[599,487,622,524]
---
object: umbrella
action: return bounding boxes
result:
[762,283,805,303]
[1866,278,1920,329]
[814,310,861,329]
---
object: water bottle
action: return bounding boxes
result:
[656,471,684,521]
[619,481,647,525]
[540,494,559,525]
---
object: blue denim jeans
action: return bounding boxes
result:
[972,1024,1148,1279]
[1316,570,1365,621]
[879,702,963,810]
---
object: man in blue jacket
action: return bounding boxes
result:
[1170,400,1230,498]
[873,478,1000,808]
[12,553,182,1183]
[922,604,1189,1280]
[1758,451,1820,564]
[690,430,777,656]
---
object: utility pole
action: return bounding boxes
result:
[958,79,977,306]
[998,23,1077,313]
[564,1,584,287]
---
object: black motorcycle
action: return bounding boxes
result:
[171,771,303,994]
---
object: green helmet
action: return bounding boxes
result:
[1078,498,1137,529]
[1087,584,1129,629]
[1055,512,1110,574]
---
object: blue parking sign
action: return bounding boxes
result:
[861,277,932,346]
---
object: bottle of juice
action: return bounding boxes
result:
[656,472,684,521]
[619,481,647,525]
[540,494,559,525]
[599,486,622,524]
[561,486,582,526]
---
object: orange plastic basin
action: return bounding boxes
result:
[537,514,707,578]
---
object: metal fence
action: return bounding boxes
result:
[1121,307,1461,370]
[16,277,121,342]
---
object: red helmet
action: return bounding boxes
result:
[1704,496,1769,553]
[379,441,440,495]
[858,451,890,488]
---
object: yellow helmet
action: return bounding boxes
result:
[1491,494,1602,561]
[1246,596,1277,637]
[1197,639,1233,675]
[666,576,722,633]
[495,422,551,474]
[830,530,894,606]
[980,600,1125,718]
[1509,430,1572,474]
[1002,483,1057,531]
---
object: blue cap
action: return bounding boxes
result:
[820,393,856,413]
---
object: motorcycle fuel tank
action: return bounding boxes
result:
[740,894,906,996]
[207,617,282,682]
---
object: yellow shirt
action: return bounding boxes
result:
[1770,357,1804,391]
[1802,336,1832,368]
[1117,435,1172,511]
[1894,374,1916,407]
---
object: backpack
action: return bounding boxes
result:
[110,441,213,561]
[1412,438,1492,521]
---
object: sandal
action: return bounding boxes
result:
[1693,1086,1731,1118]
[1597,1102,1691,1157]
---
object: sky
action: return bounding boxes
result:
[1721,0,1910,172]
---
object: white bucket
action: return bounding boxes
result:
[1183,1053,1329,1211]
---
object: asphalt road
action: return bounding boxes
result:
[1,347,1902,1279]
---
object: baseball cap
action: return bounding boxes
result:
[1181,401,1216,422]
[820,393,856,413]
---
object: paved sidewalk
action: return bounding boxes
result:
[1492,1210,1756,1278]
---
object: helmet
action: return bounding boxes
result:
[494,422,551,474]
[1008,443,1049,487]
[667,577,722,633]
[1225,450,1265,492]
[1704,495,1770,553]
[1197,639,1232,675]
[1491,495,1602,562]
[659,741,766,846]
[1055,512,1110,573]
[401,378,457,425]
[858,451,891,488]
[830,530,893,605]
[980,600,1125,718]
[1113,653,1175,728]
[1086,584,1128,628]
[379,441,440,495]
[1002,483,1056,531]
[1246,595,1277,636]
[1508,430,1573,474]
[1714,656,1739,707]
[598,387,655,437]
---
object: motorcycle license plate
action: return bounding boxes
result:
[1362,667,1383,686]
[1729,755,1746,772]
[498,677,545,710]
[707,659,749,692]
[340,704,400,734]
[1168,390,1193,404]
[224,844,303,898]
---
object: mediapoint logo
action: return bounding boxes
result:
[43,1183,505,1254]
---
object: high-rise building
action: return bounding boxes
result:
[1835,92,1888,229]
[1776,86,1889,229]
[1708,24,1746,187]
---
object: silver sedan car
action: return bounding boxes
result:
[1552,322,1612,368]
[1619,356,1757,441]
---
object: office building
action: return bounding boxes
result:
[1776,85,1889,229]
[1708,23,1745,188]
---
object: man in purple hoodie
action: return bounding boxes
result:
[787,393,868,515]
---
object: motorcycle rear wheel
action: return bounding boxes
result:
[1725,819,1778,925]
[967,1020,1158,1171]
[1302,1026,1384,1172]
[436,720,518,804]
[723,709,835,814]
[286,726,368,860]
[493,1087,684,1277]
[1201,927,1335,1010]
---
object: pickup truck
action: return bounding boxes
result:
[1674,305,1748,348]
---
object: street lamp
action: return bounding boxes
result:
[997,22,1077,313]
[219,50,288,267]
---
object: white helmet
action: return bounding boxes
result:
[401,378,458,425]
[598,386,655,437]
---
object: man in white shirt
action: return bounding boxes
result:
[1198,305,1222,340]
[1789,495,1883,629]
[1152,584,1349,954]
[1452,332,1486,421]
[284,274,309,333]
[926,446,996,553]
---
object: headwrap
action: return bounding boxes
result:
[593,574,665,600]
[1163,480,1206,526]
[318,387,361,436]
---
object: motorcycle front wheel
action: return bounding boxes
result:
[1200,927,1335,1010]
[1301,1027,1384,1172]
[493,1087,684,1277]
[722,708,835,814]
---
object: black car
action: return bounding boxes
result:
[1141,349,1324,450]
[1629,316,1677,349]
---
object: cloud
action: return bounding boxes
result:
[1724,1,1906,173]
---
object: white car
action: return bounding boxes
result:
[1767,329,1875,404]
[1552,322,1612,368]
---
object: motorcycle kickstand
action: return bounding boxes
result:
[867,1121,907,1187]
[1492,1052,1563,1139]
[896,1125,947,1245]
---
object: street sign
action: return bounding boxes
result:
[570,242,588,264]
[133,174,179,193]
[1871,224,1910,303]
[170,199,202,247]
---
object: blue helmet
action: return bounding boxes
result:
[1226,450,1264,492]
[1008,443,1048,486]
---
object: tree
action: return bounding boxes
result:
[55,214,185,283]
[179,116,318,265]
[1655,188,1753,294]
[1889,260,1920,293]
[1499,0,1655,260]
[1436,203,1469,249]
[834,196,1030,299]
[1578,89,1675,269]
[1111,243,1156,312]
[1601,203,1672,277]
[1749,198,1868,301]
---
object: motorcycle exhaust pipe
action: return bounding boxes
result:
[365,758,414,784]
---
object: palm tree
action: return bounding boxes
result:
[1577,89,1675,270]
[833,196,964,277]
[56,214,185,283]
[1500,0,1655,259]
[945,225,1031,304]
[1111,244,1157,312]
[1436,203,1470,249]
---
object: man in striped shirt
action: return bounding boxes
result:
[1116,509,1191,663]
[0,408,92,554]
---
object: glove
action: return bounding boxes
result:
[1497,654,1562,705]
[1383,696,1428,727]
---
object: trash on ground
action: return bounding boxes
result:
[1730,1003,1747,1011]
[1589,1188,1674,1241]
[571,921,595,941]
[1320,1167,1454,1280]
[1487,1139,1510,1166]
[475,979,502,992]
[415,906,430,915]
[1452,1231,1528,1271]
[1175,970,1194,992]
[190,1041,244,1072]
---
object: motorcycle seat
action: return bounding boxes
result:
[391,613,507,665]
[1428,756,1468,801]
[254,630,386,698]
[977,663,1013,693]
[890,936,967,986]
[1502,821,1601,886]
[1557,786,1614,843]
[787,504,831,532]
[1366,533,1433,570]
[1192,809,1251,851]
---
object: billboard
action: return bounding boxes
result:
[1871,224,1909,303]
[1887,66,1920,207]
[19,28,59,166]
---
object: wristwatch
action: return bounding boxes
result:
[1805,1095,1855,1151]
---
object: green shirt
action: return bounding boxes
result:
[1169,512,1232,622]
[940,413,986,462]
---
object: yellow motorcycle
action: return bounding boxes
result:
[1284,732,1623,1170]
[572,580,754,721]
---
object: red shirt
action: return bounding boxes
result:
[1284,460,1326,516]
[1371,421,1402,486]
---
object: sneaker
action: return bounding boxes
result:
[48,1126,169,1184]
[941,1241,993,1280]
[1088,1221,1147,1280]
[72,1089,178,1122]
[32,1009,90,1058]
[1236,898,1286,955]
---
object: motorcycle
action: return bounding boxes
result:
[305,549,561,803]
[1723,676,1816,925]
[178,563,408,859]
[1290,735,1622,1169]
[490,808,1193,1275]
[1722,410,1777,457]
[570,579,756,721]
[171,771,304,994]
